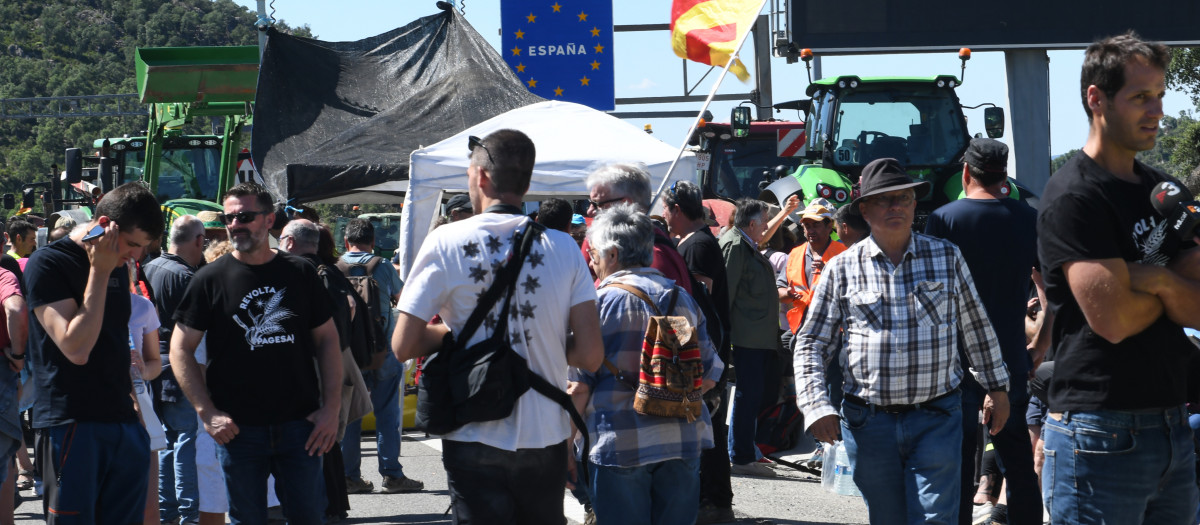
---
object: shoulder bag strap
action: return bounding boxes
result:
[527,372,591,487]
[602,282,661,316]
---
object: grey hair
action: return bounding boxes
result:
[282,220,320,249]
[168,215,204,248]
[587,203,654,269]
[732,198,769,229]
[586,163,652,212]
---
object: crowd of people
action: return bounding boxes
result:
[0,30,1195,525]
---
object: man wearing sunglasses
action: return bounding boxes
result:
[581,164,691,294]
[170,182,343,524]
[394,129,603,524]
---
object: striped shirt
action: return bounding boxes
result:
[794,233,1009,427]
[569,268,724,468]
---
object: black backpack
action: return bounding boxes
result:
[336,256,390,371]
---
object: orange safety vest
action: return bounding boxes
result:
[783,240,847,330]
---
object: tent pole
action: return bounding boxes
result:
[650,0,770,207]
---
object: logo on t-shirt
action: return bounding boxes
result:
[232,286,296,350]
[1133,215,1170,267]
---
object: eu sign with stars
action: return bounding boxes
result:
[500,0,615,111]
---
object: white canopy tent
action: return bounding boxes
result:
[398,100,697,278]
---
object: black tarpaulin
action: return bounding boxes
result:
[252,6,543,203]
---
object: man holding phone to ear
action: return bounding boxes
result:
[24,182,164,524]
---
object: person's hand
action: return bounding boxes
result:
[85,219,123,275]
[982,390,1010,436]
[3,347,22,373]
[1127,262,1166,295]
[304,405,339,456]
[809,414,841,444]
[700,378,717,395]
[784,194,801,213]
[201,409,240,445]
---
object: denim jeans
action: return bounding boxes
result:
[589,457,700,525]
[1042,405,1198,524]
[42,422,150,525]
[442,439,567,525]
[728,347,772,465]
[216,419,326,525]
[159,396,199,523]
[342,354,404,479]
[842,389,962,525]
[958,376,1041,525]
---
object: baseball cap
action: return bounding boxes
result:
[444,194,472,216]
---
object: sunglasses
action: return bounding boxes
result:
[468,135,495,165]
[587,196,625,210]
[219,210,271,225]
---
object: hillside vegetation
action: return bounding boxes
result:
[0,0,309,202]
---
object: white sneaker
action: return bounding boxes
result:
[730,461,776,478]
[972,502,994,525]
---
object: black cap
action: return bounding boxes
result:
[444,194,472,215]
[851,158,930,211]
[963,138,1008,174]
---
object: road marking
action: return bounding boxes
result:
[404,433,588,524]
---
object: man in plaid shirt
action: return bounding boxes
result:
[794,158,1010,524]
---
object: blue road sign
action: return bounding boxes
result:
[500,0,615,111]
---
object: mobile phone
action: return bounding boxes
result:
[81,224,106,242]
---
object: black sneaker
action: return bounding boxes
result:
[380,475,423,493]
[345,476,374,494]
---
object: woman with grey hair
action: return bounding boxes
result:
[569,203,724,525]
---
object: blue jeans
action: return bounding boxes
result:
[342,355,404,479]
[42,422,150,525]
[588,457,700,525]
[959,377,1041,525]
[159,396,199,523]
[842,390,963,525]
[728,347,771,465]
[1042,405,1198,524]
[216,420,326,525]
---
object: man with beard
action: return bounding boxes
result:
[170,183,342,525]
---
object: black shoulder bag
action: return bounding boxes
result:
[415,219,591,479]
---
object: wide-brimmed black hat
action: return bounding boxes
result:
[851,158,930,210]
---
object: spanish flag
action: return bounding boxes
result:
[670,0,763,81]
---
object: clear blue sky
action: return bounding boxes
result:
[231,0,1192,158]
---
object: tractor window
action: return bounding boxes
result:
[155,147,222,203]
[710,139,805,201]
[830,87,967,168]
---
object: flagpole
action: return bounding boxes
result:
[651,0,771,207]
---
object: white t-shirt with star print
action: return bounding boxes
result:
[399,212,596,451]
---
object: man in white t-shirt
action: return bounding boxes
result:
[394,129,604,524]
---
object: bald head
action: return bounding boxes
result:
[280,219,320,255]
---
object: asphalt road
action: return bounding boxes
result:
[12,433,870,524]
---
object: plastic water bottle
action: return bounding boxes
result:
[831,441,862,497]
[129,337,145,395]
[821,441,838,492]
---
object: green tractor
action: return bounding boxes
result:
[705,50,1026,230]
[35,46,260,238]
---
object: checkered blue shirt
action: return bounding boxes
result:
[569,268,724,468]
[794,233,1009,428]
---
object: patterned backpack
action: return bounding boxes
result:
[602,283,705,421]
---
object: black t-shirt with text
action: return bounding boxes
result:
[25,238,136,428]
[1038,153,1194,411]
[174,252,332,425]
